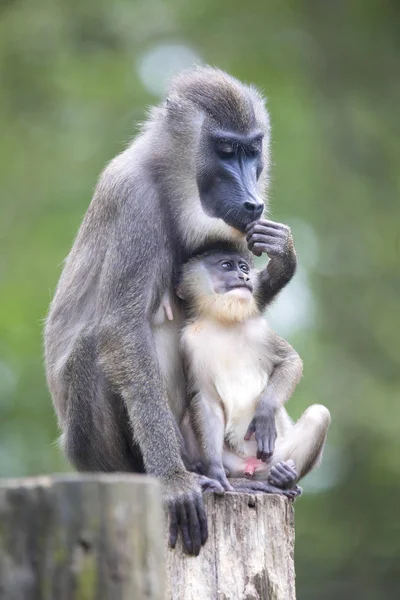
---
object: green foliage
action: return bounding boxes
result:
[0,1,399,597]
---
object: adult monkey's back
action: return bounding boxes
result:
[44,67,297,555]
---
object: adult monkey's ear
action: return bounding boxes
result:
[165,95,181,113]
[165,93,194,124]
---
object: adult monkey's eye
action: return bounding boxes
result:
[247,144,261,158]
[245,137,263,158]
[216,140,235,157]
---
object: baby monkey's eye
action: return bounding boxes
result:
[221,261,233,269]
[240,263,250,273]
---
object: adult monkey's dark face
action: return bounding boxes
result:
[197,126,265,233]
[164,67,270,237]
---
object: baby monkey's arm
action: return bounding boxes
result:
[245,333,303,461]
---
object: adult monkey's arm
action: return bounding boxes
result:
[246,219,297,310]
[96,185,208,556]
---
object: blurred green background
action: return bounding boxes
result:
[0,0,399,598]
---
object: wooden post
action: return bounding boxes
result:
[0,474,164,600]
[165,492,295,600]
[0,476,295,600]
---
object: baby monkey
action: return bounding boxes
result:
[177,241,330,498]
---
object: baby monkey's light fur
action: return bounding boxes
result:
[179,254,331,484]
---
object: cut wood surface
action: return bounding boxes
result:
[0,475,295,600]
[166,492,295,600]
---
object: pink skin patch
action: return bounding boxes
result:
[162,299,173,321]
[244,456,264,478]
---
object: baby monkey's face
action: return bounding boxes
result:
[204,253,254,297]
[177,250,259,322]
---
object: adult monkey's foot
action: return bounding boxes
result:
[164,472,208,555]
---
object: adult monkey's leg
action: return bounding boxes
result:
[98,319,208,556]
[63,332,140,472]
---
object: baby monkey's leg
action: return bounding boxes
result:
[180,409,226,494]
[189,394,234,491]
[271,404,331,482]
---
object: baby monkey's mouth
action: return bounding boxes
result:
[227,282,253,294]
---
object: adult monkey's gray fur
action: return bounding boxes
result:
[44,66,298,555]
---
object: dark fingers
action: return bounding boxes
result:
[187,499,202,556]
[177,501,192,554]
[245,219,288,233]
[196,494,208,546]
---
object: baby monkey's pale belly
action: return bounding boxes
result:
[184,318,284,478]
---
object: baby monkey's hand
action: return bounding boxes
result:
[244,409,277,462]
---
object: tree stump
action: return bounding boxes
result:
[0,476,295,600]
[0,474,164,600]
[165,492,295,600]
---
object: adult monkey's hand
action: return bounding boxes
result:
[166,472,208,555]
[246,219,297,307]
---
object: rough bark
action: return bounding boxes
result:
[165,492,296,600]
[0,474,164,600]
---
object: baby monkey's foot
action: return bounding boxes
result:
[207,464,234,492]
[195,474,225,495]
[267,459,298,490]
[195,462,234,493]
[292,484,302,498]
[229,478,299,499]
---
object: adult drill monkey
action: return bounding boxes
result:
[44,67,298,555]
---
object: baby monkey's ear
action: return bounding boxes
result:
[175,284,186,300]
